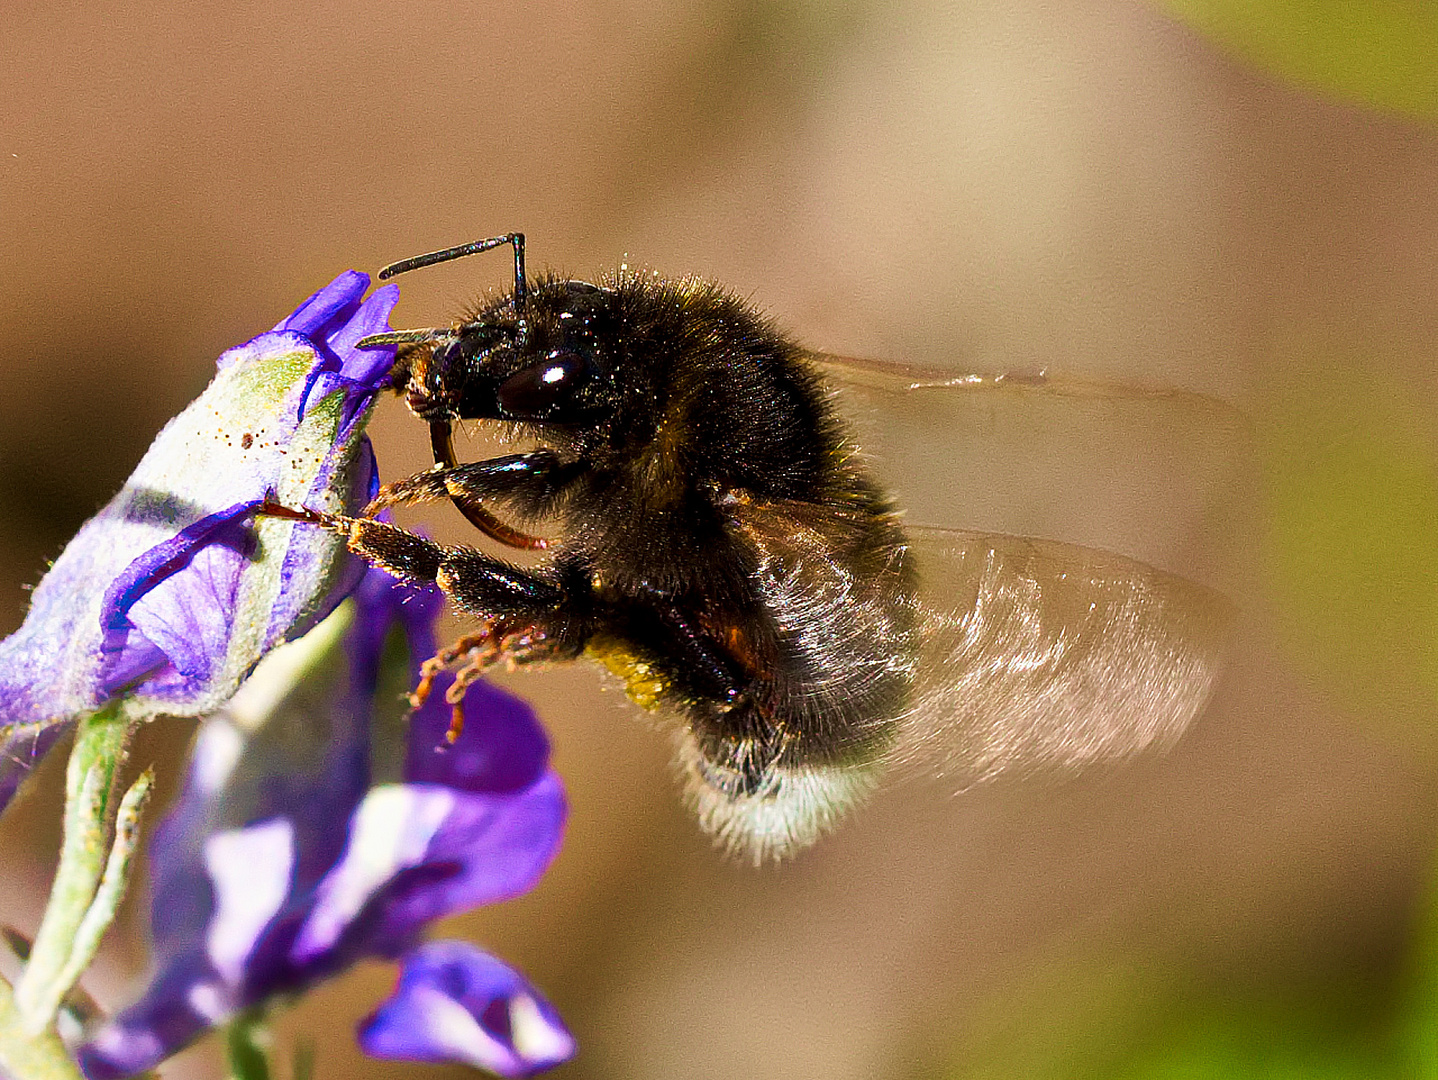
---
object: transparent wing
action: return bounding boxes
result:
[896,524,1231,783]
[806,354,1243,781]
[810,352,1250,575]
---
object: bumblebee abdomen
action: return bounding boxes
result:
[674,499,920,862]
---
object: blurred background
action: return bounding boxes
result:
[3,0,1438,1076]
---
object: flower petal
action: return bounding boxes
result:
[358,941,575,1077]
[79,557,569,1077]
[367,771,567,948]
[0,721,71,812]
[0,272,397,807]
[270,270,369,342]
[405,675,552,794]
[292,768,565,963]
[346,562,445,676]
[79,972,217,1080]
[330,282,401,386]
[289,784,455,962]
[99,502,259,694]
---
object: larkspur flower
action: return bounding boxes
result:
[77,567,571,1079]
[0,272,399,808]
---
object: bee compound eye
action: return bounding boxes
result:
[496,350,590,419]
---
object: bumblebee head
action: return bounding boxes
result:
[359,234,830,498]
[362,243,620,432]
[425,278,620,429]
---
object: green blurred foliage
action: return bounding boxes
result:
[929,959,1387,1079]
[925,834,1438,1079]
[1261,367,1438,730]
[1156,0,1438,120]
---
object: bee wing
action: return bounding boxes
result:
[809,352,1249,565]
[809,351,1227,398]
[807,354,1243,781]
[899,524,1231,783]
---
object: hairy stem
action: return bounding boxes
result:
[13,706,137,1033]
[0,980,86,1080]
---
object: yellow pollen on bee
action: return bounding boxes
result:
[585,636,668,711]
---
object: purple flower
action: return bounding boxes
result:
[0,272,400,809]
[76,567,571,1079]
[360,941,574,1076]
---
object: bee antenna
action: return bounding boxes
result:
[377,233,528,319]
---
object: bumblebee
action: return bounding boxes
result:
[267,234,1231,863]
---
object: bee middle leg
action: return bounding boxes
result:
[322,512,585,742]
[318,514,570,619]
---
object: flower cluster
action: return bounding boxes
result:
[79,567,572,1078]
[0,272,399,807]
[0,273,574,1079]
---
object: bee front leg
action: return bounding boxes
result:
[259,503,578,639]
[363,451,577,552]
[365,451,573,518]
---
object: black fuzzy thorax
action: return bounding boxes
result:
[408,269,915,782]
[448,272,889,601]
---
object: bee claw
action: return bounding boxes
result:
[256,498,346,531]
[445,702,464,745]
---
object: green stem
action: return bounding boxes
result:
[0,980,86,1080]
[51,768,154,1008]
[225,1008,274,1080]
[13,705,136,1033]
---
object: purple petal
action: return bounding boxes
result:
[292,280,398,422]
[271,270,370,341]
[261,432,377,648]
[82,572,416,1073]
[291,770,565,963]
[79,966,222,1080]
[406,675,552,794]
[369,772,566,947]
[147,566,428,959]
[358,941,574,1077]
[98,502,258,694]
[0,721,71,813]
[345,566,445,686]
[203,820,297,982]
[77,816,298,1079]
[80,538,569,1077]
[0,270,399,788]
[83,564,467,1071]
[329,283,401,386]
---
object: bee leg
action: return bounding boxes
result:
[261,507,570,623]
[414,621,563,743]
[643,601,747,706]
[363,451,569,517]
[440,648,510,744]
[364,452,575,551]
[635,599,792,799]
[409,631,497,710]
[313,515,568,618]
[323,515,581,743]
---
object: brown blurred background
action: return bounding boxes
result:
[3,0,1438,1077]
